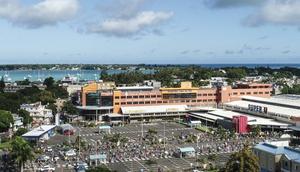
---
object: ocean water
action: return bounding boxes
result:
[0,69,154,82]
[0,64,299,81]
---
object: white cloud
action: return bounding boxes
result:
[88,11,173,37]
[204,0,262,8]
[244,0,300,26]
[99,0,147,19]
[0,0,79,28]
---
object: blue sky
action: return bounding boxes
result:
[0,0,300,64]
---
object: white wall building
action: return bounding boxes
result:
[20,102,53,125]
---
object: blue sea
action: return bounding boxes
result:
[0,64,299,81]
[0,69,154,82]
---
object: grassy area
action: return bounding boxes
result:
[196,125,211,133]
[0,141,11,150]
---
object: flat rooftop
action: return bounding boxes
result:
[121,105,188,114]
[242,95,300,109]
[209,109,289,127]
[225,100,300,118]
[22,125,56,137]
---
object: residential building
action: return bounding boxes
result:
[20,102,53,126]
[253,141,300,172]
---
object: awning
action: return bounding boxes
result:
[179,147,195,153]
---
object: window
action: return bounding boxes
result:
[157,95,162,98]
[192,100,196,102]
[127,102,132,104]
[145,95,150,98]
[151,101,156,104]
[133,102,138,104]
[115,102,119,105]
[133,96,138,98]
[247,92,251,95]
[157,101,162,103]
[139,102,144,104]
[139,95,144,98]
[203,94,207,96]
[121,102,126,105]
[265,92,269,94]
[197,100,202,102]
[254,92,258,94]
[240,92,245,95]
[151,95,156,98]
[121,96,126,99]
[198,94,202,96]
[259,92,263,94]
[115,96,120,99]
[208,94,213,96]
[233,92,238,95]
[127,96,132,98]
[145,101,150,104]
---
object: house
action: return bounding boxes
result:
[20,102,53,126]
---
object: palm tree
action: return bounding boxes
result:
[225,145,259,172]
[11,137,35,172]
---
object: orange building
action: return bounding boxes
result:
[79,81,272,117]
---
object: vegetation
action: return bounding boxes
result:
[225,145,259,172]
[14,128,28,137]
[0,110,14,132]
[281,84,300,94]
[249,125,261,137]
[0,77,67,113]
[11,137,35,172]
[18,109,32,127]
[86,165,113,172]
[62,101,79,115]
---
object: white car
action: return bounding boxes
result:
[37,155,50,162]
[40,165,55,172]
[65,149,76,156]
[46,146,53,152]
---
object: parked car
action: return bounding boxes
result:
[39,165,55,172]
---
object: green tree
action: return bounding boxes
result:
[11,137,35,172]
[0,110,14,132]
[225,145,259,172]
[100,70,109,80]
[250,125,261,137]
[39,90,55,105]
[14,128,28,137]
[43,77,55,88]
[18,109,32,127]
[86,165,112,172]
[0,77,5,93]
[46,103,58,115]
[62,101,79,115]
[226,68,247,80]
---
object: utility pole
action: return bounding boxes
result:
[141,114,144,138]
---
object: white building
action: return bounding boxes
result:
[20,102,53,125]
[12,114,24,131]
[22,125,56,142]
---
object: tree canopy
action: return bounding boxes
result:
[225,145,260,172]
[18,109,32,127]
[11,137,35,172]
[0,110,14,132]
[62,101,79,115]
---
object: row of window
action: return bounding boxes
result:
[115,93,218,99]
[115,95,161,99]
[115,99,217,105]
[232,91,269,96]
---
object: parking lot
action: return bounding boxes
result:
[30,121,276,172]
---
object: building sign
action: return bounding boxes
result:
[248,104,268,113]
